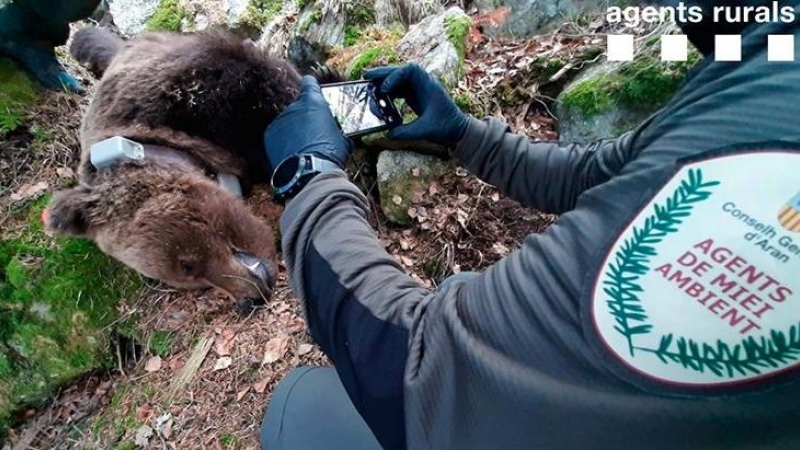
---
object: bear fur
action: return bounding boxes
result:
[46,27,323,305]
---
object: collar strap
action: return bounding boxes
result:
[89,136,243,198]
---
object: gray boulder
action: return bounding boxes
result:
[179,0,283,35]
[397,6,471,88]
[257,3,298,58]
[257,0,346,65]
[362,7,472,223]
[107,0,162,35]
[377,151,450,226]
[295,0,346,49]
[474,0,596,37]
[375,0,443,26]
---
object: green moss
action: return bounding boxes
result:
[444,14,472,62]
[29,123,53,145]
[561,51,701,117]
[146,0,186,32]
[0,198,144,430]
[114,443,137,450]
[342,0,376,47]
[454,93,473,113]
[533,57,566,82]
[310,7,323,25]
[348,47,399,80]
[296,2,324,35]
[240,0,284,31]
[220,433,238,447]
[344,26,362,47]
[297,0,311,10]
[148,331,173,358]
[0,57,39,136]
[560,77,613,117]
[345,0,376,27]
[88,386,141,448]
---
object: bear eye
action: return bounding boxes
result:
[180,261,195,276]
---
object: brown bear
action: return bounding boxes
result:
[45,27,322,307]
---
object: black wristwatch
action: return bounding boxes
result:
[271,153,342,202]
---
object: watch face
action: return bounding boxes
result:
[272,156,301,188]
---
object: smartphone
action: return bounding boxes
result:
[321,80,403,138]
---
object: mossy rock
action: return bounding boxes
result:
[343,0,377,47]
[444,12,471,63]
[396,7,471,89]
[0,197,144,432]
[328,25,405,80]
[347,46,399,79]
[556,50,701,141]
[294,0,346,49]
[238,0,284,33]
[475,0,599,37]
[377,151,451,226]
[146,0,187,32]
[0,57,39,136]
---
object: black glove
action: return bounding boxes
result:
[364,64,469,146]
[264,76,353,173]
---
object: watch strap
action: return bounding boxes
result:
[308,154,342,174]
[272,154,342,202]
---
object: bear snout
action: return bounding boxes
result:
[234,251,275,290]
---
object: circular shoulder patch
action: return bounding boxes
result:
[592,150,800,386]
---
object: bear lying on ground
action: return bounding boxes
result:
[45,27,326,307]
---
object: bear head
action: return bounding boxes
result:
[45,163,277,305]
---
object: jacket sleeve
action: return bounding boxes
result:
[281,172,564,449]
[280,171,429,450]
[453,116,642,213]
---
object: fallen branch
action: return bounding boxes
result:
[164,335,214,403]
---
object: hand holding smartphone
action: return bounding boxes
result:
[320,80,403,138]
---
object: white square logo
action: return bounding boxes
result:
[661,35,688,62]
[607,34,634,62]
[768,35,794,62]
[715,35,742,62]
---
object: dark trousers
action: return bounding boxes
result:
[260,366,383,450]
[0,0,100,46]
[260,273,479,449]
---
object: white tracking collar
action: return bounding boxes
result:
[88,136,243,198]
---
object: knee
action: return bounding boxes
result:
[259,366,320,450]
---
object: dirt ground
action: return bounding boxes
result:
[0,21,603,450]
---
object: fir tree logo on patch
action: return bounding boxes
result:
[778,191,800,232]
[592,152,800,386]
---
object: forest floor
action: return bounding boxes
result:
[0,17,601,450]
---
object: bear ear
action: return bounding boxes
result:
[44,186,95,237]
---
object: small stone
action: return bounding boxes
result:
[144,356,162,373]
[56,167,75,178]
[213,357,233,371]
[297,344,314,356]
[492,243,511,255]
[134,425,153,447]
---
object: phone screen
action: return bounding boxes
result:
[321,81,394,137]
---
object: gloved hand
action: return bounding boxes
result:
[264,75,353,173]
[364,64,469,146]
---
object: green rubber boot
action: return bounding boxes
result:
[0,0,100,93]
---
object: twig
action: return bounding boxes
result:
[164,335,214,403]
